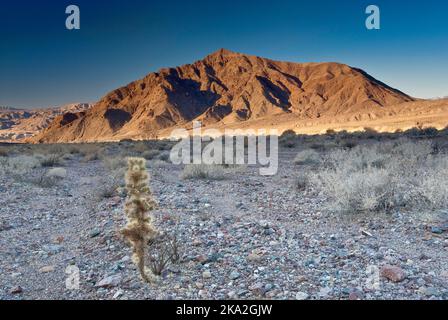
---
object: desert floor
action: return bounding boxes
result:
[0,132,448,300]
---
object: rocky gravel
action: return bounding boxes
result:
[1,149,448,300]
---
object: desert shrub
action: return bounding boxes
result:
[39,153,64,167]
[337,138,358,149]
[103,157,126,172]
[181,164,226,180]
[308,139,338,151]
[418,157,448,207]
[309,140,447,214]
[281,130,296,138]
[77,144,104,162]
[0,155,41,177]
[419,127,439,138]
[142,150,160,160]
[295,171,310,191]
[157,141,172,151]
[0,147,9,157]
[132,142,149,153]
[96,157,127,199]
[33,168,67,188]
[121,157,158,283]
[157,151,170,162]
[279,130,297,148]
[83,152,101,162]
[362,127,381,139]
[294,149,321,166]
[147,234,180,275]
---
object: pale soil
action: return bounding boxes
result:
[0,139,447,300]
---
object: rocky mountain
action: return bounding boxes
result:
[31,49,447,143]
[0,103,91,142]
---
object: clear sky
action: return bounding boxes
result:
[0,0,447,108]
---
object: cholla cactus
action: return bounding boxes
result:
[121,157,158,283]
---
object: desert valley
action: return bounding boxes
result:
[1,49,448,301]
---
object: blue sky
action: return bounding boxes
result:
[0,0,447,107]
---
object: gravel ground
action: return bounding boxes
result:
[1,146,448,300]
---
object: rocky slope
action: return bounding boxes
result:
[0,104,91,142]
[32,49,424,143]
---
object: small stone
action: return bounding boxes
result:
[198,290,207,298]
[10,286,23,294]
[229,271,240,280]
[259,220,269,229]
[195,255,207,264]
[348,290,364,300]
[95,274,122,288]
[418,287,439,297]
[247,253,262,263]
[195,282,204,289]
[249,283,266,296]
[431,226,443,234]
[295,275,307,283]
[361,229,373,237]
[113,289,124,299]
[227,291,238,299]
[39,266,55,273]
[202,270,212,279]
[90,229,101,238]
[43,244,63,255]
[295,292,309,300]
[264,283,274,291]
[318,286,332,297]
[380,265,406,283]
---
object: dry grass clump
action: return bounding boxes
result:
[308,139,447,214]
[295,171,310,191]
[74,144,105,162]
[181,164,227,180]
[38,153,64,167]
[294,149,321,166]
[96,157,127,199]
[157,151,170,162]
[33,167,67,188]
[279,130,297,149]
[0,146,10,157]
[0,155,41,177]
[142,150,160,160]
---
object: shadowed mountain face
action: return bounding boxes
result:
[32,49,416,143]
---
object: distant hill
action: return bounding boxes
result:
[30,49,447,143]
[0,103,91,142]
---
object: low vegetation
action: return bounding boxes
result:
[294,149,321,166]
[121,157,158,283]
[307,139,448,214]
[181,164,227,180]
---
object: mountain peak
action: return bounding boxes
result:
[206,48,241,59]
[31,51,417,143]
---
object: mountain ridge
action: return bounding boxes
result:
[30,49,448,143]
[0,103,91,142]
